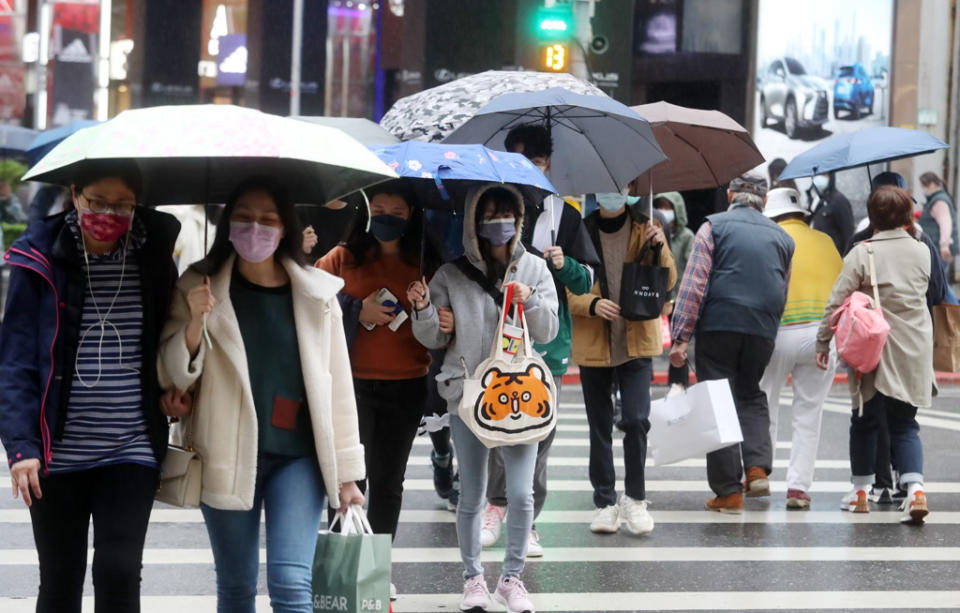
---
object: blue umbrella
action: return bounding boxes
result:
[26,120,100,167]
[0,125,39,158]
[443,87,666,196]
[369,141,556,210]
[778,127,949,181]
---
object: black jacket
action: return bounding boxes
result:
[810,188,855,255]
[0,208,180,470]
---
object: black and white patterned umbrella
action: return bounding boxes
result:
[380,70,603,143]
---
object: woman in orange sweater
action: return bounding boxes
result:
[316,182,442,546]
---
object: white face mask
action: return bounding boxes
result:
[596,192,627,212]
[660,209,676,225]
[812,176,829,192]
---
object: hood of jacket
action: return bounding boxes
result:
[655,191,688,235]
[462,182,527,270]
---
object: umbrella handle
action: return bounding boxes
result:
[202,313,213,350]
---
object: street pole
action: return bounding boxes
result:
[96,0,111,120]
[290,0,303,116]
[34,0,50,130]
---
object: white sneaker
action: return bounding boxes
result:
[589,504,620,534]
[525,529,543,558]
[480,504,505,547]
[840,489,869,513]
[619,496,654,535]
[899,490,929,525]
[460,574,491,612]
[390,583,397,601]
[666,383,685,398]
[494,575,535,613]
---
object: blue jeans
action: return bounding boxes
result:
[450,414,537,579]
[201,454,326,613]
[941,259,959,304]
[850,393,924,488]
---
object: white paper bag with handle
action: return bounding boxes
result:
[648,379,743,466]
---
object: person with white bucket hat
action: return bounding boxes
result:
[758,187,843,509]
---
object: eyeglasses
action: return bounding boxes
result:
[78,192,137,216]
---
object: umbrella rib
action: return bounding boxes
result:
[670,129,723,186]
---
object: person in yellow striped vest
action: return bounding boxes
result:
[759,187,843,509]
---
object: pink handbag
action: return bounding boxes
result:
[829,243,889,413]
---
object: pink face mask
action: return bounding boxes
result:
[80,210,132,243]
[229,221,281,263]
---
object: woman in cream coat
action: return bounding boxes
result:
[159,176,365,613]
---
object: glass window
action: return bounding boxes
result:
[837,66,855,78]
[784,58,806,75]
[681,0,742,55]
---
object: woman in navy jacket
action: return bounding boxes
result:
[0,160,181,612]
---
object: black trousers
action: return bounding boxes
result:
[696,331,776,496]
[28,463,160,613]
[581,359,653,507]
[355,376,427,538]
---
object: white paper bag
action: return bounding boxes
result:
[648,379,743,466]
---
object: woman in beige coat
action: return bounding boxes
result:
[816,186,931,525]
[158,176,365,612]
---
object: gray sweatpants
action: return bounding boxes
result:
[486,377,563,518]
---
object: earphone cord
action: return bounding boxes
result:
[74,228,141,389]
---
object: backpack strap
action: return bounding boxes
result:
[453,256,503,307]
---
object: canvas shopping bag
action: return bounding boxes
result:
[933,303,960,372]
[648,379,743,466]
[312,505,391,613]
[460,283,557,448]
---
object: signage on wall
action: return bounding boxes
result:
[216,33,246,86]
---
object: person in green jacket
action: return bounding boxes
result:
[654,191,695,394]
[481,124,600,557]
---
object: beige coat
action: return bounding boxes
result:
[817,229,933,408]
[158,255,365,510]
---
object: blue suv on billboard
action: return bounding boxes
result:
[833,64,875,119]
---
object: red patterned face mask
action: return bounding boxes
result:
[80,210,132,243]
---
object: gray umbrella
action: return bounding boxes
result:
[293,116,399,146]
[380,70,603,143]
[444,88,666,196]
[1,125,38,158]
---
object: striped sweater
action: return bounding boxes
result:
[777,219,843,326]
[48,215,156,473]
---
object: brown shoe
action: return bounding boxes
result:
[706,492,743,514]
[745,466,770,498]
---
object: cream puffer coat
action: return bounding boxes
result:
[158,255,365,510]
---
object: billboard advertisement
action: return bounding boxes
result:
[753,0,894,216]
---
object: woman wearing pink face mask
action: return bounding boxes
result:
[158,176,365,613]
[0,160,183,612]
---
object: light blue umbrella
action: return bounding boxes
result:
[443,87,666,196]
[27,120,100,167]
[0,125,38,158]
[369,141,556,210]
[778,127,949,181]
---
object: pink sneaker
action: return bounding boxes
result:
[460,574,490,612]
[494,575,535,613]
[786,489,811,509]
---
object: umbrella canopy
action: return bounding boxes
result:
[292,116,399,146]
[369,141,556,210]
[778,127,950,181]
[444,88,666,196]
[26,120,100,167]
[629,101,764,192]
[0,125,39,157]
[380,70,603,143]
[23,104,397,205]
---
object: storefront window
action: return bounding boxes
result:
[199,0,247,104]
[325,0,378,117]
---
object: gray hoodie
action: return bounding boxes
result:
[412,183,559,415]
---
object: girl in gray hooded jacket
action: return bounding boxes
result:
[408,183,558,613]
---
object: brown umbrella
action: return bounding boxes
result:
[631,101,765,193]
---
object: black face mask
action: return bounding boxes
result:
[369,214,408,242]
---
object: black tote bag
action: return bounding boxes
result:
[619,242,670,321]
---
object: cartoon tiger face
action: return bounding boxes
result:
[474,364,552,433]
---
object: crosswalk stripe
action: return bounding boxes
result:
[2,591,959,612]
[403,455,853,469]
[3,546,957,566]
[412,437,797,448]
[3,508,958,525]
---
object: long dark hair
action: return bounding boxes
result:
[191,176,306,276]
[474,186,522,285]
[343,181,442,277]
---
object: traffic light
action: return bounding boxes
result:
[543,43,567,71]
[535,5,572,72]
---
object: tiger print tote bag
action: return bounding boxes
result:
[460,283,557,448]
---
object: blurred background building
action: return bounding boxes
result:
[0,0,957,198]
